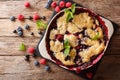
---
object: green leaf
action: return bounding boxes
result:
[63,39,71,56]
[91,32,99,40]
[19,43,26,51]
[64,46,70,57]
[36,20,47,30]
[66,11,73,22]
[64,8,70,14]
[71,3,76,14]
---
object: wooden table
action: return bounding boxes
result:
[0,0,120,80]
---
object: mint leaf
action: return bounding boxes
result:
[19,43,26,51]
[71,3,76,14]
[64,39,71,56]
[64,8,70,14]
[64,46,70,57]
[36,20,47,30]
[91,32,99,40]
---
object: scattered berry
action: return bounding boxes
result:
[30,32,34,35]
[51,1,57,8]
[59,1,65,8]
[66,2,72,8]
[24,54,30,61]
[45,0,53,9]
[10,16,15,21]
[32,53,37,57]
[44,65,50,71]
[39,58,47,65]
[55,6,61,12]
[28,16,33,20]
[38,31,42,35]
[34,60,39,66]
[18,14,24,21]
[86,72,93,79]
[24,1,30,8]
[13,30,17,33]
[24,24,30,30]
[33,14,40,21]
[27,47,35,54]
[17,26,22,31]
[18,31,23,37]
[41,16,46,20]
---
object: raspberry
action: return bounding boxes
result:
[39,58,47,65]
[18,14,24,21]
[51,1,57,8]
[27,47,35,54]
[33,14,40,20]
[24,2,30,8]
[86,72,93,79]
[66,2,72,8]
[55,6,61,12]
[59,1,65,8]
[56,34,64,41]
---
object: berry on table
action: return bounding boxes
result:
[28,16,33,20]
[24,1,31,8]
[55,6,61,12]
[24,54,30,61]
[34,60,39,66]
[17,26,22,31]
[18,31,23,37]
[38,31,42,35]
[13,30,17,33]
[59,1,65,8]
[41,16,46,20]
[10,16,15,21]
[44,65,50,71]
[45,0,53,9]
[30,32,34,35]
[66,2,72,8]
[18,14,24,21]
[24,24,30,30]
[39,58,47,65]
[51,1,57,8]
[33,14,40,21]
[27,47,35,54]
[86,72,93,79]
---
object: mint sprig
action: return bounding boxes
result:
[19,43,26,51]
[36,20,47,30]
[91,32,100,40]
[64,3,76,22]
[63,39,71,56]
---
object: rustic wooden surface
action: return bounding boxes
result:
[0,0,120,80]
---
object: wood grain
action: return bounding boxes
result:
[0,0,120,80]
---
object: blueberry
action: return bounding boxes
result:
[44,65,50,71]
[10,16,15,21]
[24,54,30,61]
[38,31,42,35]
[34,60,39,66]
[17,26,22,31]
[30,32,34,35]
[13,30,17,33]
[28,16,33,20]
[24,24,30,30]
[45,0,53,9]
[41,16,46,20]
[18,31,23,36]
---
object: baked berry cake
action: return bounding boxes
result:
[46,7,108,70]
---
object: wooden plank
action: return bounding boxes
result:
[94,55,120,80]
[0,55,119,80]
[0,0,53,19]
[0,56,83,80]
[0,19,46,37]
[0,37,40,56]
